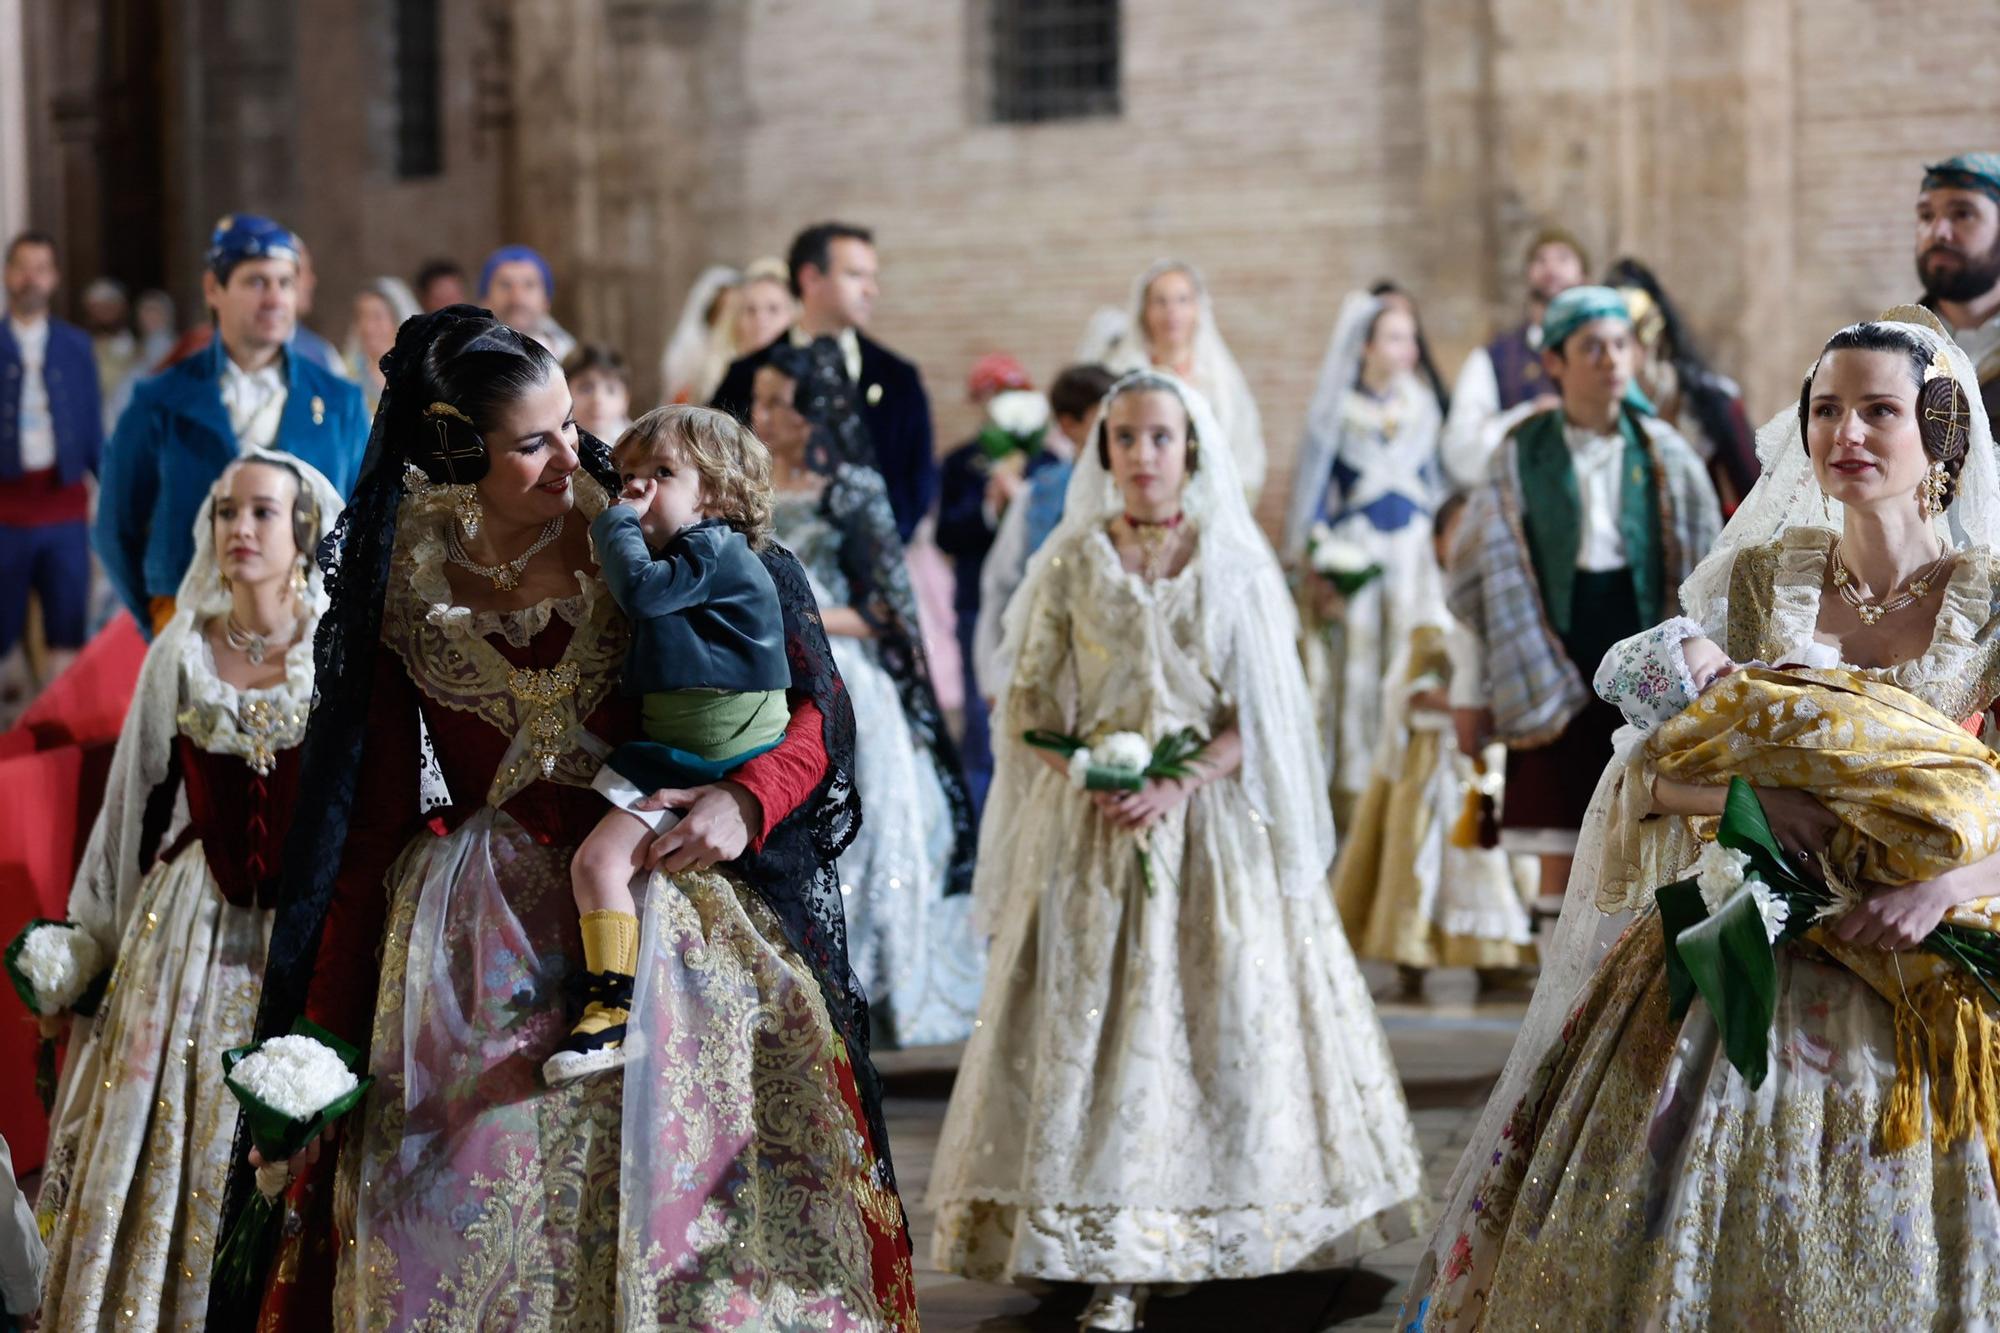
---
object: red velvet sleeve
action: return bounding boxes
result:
[731,699,828,850]
[302,650,427,1048]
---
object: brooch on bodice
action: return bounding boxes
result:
[179,693,305,777]
[507,662,582,778]
[235,697,302,776]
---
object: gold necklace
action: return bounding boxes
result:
[1830,542,1951,626]
[446,514,566,591]
[1117,513,1185,582]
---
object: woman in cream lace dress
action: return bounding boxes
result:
[928,370,1424,1332]
[35,452,341,1331]
[1408,311,2000,1328]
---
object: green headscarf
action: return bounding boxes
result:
[1541,285,1631,354]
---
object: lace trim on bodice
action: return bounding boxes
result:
[175,616,315,776]
[383,479,630,807]
[1747,527,2000,718]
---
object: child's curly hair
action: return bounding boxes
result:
[613,405,775,548]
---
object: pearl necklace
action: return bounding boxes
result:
[224,610,296,666]
[1830,542,1952,626]
[446,514,566,591]
[1116,512,1186,582]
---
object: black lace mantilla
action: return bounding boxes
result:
[775,335,978,895]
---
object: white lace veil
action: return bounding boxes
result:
[1095,260,1269,497]
[66,451,344,954]
[1412,305,2000,1299]
[658,264,742,404]
[973,369,1332,936]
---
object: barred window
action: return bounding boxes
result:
[394,0,443,178]
[987,0,1120,125]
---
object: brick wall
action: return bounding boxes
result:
[332,0,2000,533]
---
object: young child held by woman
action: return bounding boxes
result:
[542,405,791,1085]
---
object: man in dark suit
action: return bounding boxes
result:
[711,222,936,541]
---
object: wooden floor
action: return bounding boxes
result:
[879,965,1527,1332]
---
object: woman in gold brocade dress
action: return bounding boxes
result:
[1408,310,2000,1329]
[35,453,341,1332]
[930,371,1424,1333]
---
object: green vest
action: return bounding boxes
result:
[1513,405,1664,638]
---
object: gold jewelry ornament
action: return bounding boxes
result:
[1919,458,1950,520]
[1115,512,1186,583]
[507,662,581,777]
[453,484,483,540]
[1830,540,1952,626]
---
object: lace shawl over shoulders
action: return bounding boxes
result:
[1724,526,2000,718]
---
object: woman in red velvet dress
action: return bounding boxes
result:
[34,451,342,1331]
[219,309,914,1331]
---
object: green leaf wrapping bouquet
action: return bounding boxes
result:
[211,1019,374,1306]
[1025,727,1208,893]
[1656,778,2000,1089]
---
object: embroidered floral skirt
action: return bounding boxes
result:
[928,783,1427,1285]
[329,810,915,1331]
[1410,923,2000,1329]
[38,841,267,1332]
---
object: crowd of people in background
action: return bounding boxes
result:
[8,147,2000,1331]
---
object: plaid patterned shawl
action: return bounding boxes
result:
[1448,413,1722,746]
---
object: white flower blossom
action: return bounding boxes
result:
[1096,732,1154,773]
[15,923,103,1015]
[1068,747,1094,790]
[1308,528,1373,576]
[987,389,1050,437]
[1749,879,1791,944]
[227,1034,359,1118]
[1694,843,1751,912]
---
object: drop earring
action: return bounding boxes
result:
[454,485,483,540]
[1918,459,1949,520]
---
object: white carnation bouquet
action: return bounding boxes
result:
[212,1019,374,1304]
[1025,726,1208,893]
[1306,522,1383,596]
[6,918,110,1109]
[977,388,1052,460]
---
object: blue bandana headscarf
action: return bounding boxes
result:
[205,214,301,282]
[479,245,555,300]
[1923,153,2000,206]
[1541,285,1631,353]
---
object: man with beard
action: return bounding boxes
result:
[1441,226,1589,487]
[1917,153,2000,422]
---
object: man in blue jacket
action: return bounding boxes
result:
[94,214,368,633]
[710,222,937,541]
[1,231,101,710]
